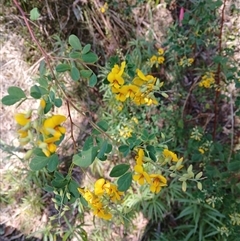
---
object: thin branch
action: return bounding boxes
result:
[213,0,227,139]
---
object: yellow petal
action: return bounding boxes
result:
[14,113,30,126]
[134,165,143,173]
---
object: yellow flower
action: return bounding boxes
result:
[144,97,158,106]
[133,165,151,185]
[100,2,108,13]
[131,117,138,124]
[115,90,127,102]
[38,141,57,157]
[105,182,124,202]
[107,61,126,89]
[133,69,156,87]
[94,178,107,196]
[92,204,112,220]
[149,174,167,193]
[42,115,66,137]
[199,72,215,88]
[119,126,132,138]
[120,84,140,99]
[135,148,144,166]
[133,92,146,105]
[40,99,46,108]
[158,48,164,55]
[14,113,31,126]
[157,56,165,64]
[163,149,178,162]
[150,55,157,64]
[188,58,194,65]
[198,148,205,154]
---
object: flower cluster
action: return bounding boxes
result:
[133,149,167,193]
[150,48,165,67]
[190,127,203,141]
[78,178,124,220]
[107,62,159,106]
[199,72,215,88]
[163,149,184,172]
[229,212,240,226]
[179,56,194,67]
[38,114,66,156]
[14,99,67,157]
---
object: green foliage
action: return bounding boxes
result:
[2,1,240,240]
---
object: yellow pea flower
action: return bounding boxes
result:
[133,165,151,185]
[135,148,144,166]
[149,174,167,193]
[158,48,164,55]
[107,61,126,89]
[14,113,31,126]
[120,84,140,99]
[163,149,178,162]
[94,178,106,196]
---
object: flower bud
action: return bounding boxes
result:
[24,149,33,160]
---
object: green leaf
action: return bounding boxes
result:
[68,180,80,198]
[47,154,59,172]
[54,98,62,107]
[228,161,240,172]
[83,136,94,151]
[71,66,80,81]
[82,44,91,54]
[81,52,98,63]
[39,60,46,76]
[117,172,132,191]
[92,120,109,135]
[69,51,81,59]
[149,151,157,162]
[38,77,48,88]
[97,140,108,159]
[44,98,52,114]
[89,74,97,87]
[1,95,23,106]
[56,64,71,72]
[80,69,92,78]
[51,178,68,188]
[106,144,112,153]
[43,184,54,192]
[110,164,130,177]
[118,145,130,157]
[30,7,40,21]
[30,85,47,99]
[69,35,82,50]
[30,155,49,171]
[73,147,98,168]
[8,86,26,98]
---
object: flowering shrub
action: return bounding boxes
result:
[2,0,240,240]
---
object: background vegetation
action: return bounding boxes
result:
[1,0,240,240]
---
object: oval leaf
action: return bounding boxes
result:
[30,155,49,171]
[117,172,132,192]
[82,44,91,54]
[7,86,26,98]
[1,95,22,106]
[69,35,82,50]
[56,64,71,73]
[81,52,98,63]
[89,74,97,87]
[47,154,59,172]
[110,164,130,177]
[80,69,92,78]
[71,66,80,81]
